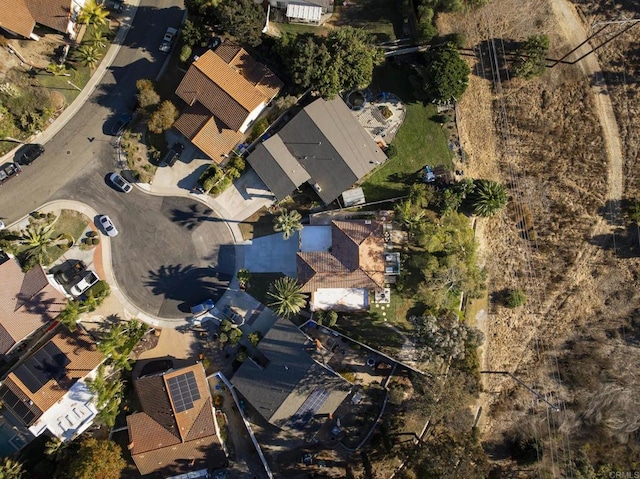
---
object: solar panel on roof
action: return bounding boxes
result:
[288,387,329,430]
[15,342,70,393]
[167,371,201,413]
[0,386,37,425]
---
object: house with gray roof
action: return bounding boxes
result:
[231,317,351,430]
[247,97,387,205]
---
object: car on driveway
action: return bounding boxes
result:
[111,113,132,136]
[70,270,99,297]
[208,36,221,50]
[99,215,118,237]
[17,144,45,166]
[109,172,132,193]
[0,162,21,185]
[190,299,215,316]
[159,27,178,53]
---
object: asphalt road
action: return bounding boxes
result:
[0,0,234,318]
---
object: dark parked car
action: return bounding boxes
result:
[0,162,21,185]
[162,142,184,167]
[111,113,132,136]
[17,144,45,165]
[208,36,221,50]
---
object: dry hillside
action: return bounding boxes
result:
[439,0,640,475]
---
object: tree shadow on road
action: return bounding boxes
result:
[145,263,230,314]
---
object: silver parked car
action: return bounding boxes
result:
[70,270,99,297]
[99,215,118,237]
[109,172,132,193]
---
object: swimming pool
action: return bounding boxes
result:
[0,416,28,457]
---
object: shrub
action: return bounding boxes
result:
[179,45,192,63]
[236,349,248,362]
[248,331,261,346]
[505,289,526,308]
[247,117,269,143]
[386,143,397,159]
[314,310,325,325]
[339,370,356,382]
[327,310,338,327]
[91,237,100,245]
[229,328,243,345]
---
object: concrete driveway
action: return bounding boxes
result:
[242,232,299,277]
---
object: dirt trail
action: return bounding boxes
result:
[550,0,624,208]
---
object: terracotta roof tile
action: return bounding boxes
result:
[25,0,71,34]
[173,102,210,140]
[0,259,66,355]
[0,0,35,38]
[297,220,385,292]
[175,45,282,133]
[191,117,244,164]
[128,364,226,476]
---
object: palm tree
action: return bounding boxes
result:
[273,209,303,240]
[394,200,425,232]
[15,220,69,266]
[0,457,24,479]
[76,44,103,68]
[77,0,109,27]
[58,300,80,331]
[90,30,107,49]
[267,276,307,318]
[471,179,508,217]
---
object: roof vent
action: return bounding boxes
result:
[365,220,372,224]
[313,183,321,192]
[193,55,199,62]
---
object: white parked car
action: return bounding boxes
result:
[99,215,118,237]
[109,172,132,193]
[70,270,99,297]
[159,27,178,53]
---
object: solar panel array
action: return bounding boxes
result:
[15,342,71,393]
[289,387,329,430]
[0,386,37,425]
[167,371,201,413]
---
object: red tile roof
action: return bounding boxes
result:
[0,259,66,355]
[127,363,226,476]
[0,0,35,38]
[174,41,283,160]
[25,0,71,34]
[297,220,385,292]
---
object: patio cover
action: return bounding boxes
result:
[286,3,323,22]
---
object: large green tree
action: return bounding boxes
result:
[423,43,470,102]
[148,100,177,134]
[268,276,307,318]
[279,27,384,98]
[58,437,126,479]
[215,0,265,47]
[86,365,123,427]
[514,34,550,79]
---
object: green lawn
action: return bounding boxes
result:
[52,209,89,242]
[334,312,406,356]
[34,22,113,106]
[274,22,330,37]
[361,63,454,203]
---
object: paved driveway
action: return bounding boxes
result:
[242,232,299,277]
